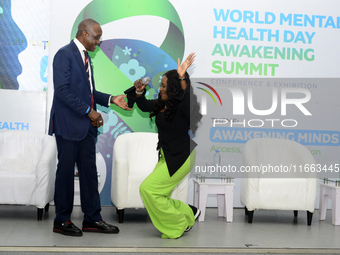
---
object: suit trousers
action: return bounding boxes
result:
[54,124,102,223]
[139,148,196,239]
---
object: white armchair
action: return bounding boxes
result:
[240,138,317,225]
[111,132,189,223]
[0,131,57,220]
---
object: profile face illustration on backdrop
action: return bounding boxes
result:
[71,0,185,205]
[0,0,27,89]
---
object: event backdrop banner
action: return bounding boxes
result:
[46,0,340,205]
[0,90,47,134]
[0,0,51,91]
[0,0,51,136]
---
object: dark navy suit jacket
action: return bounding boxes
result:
[48,40,110,141]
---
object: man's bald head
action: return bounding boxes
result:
[76,19,100,38]
[75,19,102,52]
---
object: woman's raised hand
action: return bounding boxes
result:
[134,78,147,93]
[177,53,196,78]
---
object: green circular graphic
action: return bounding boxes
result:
[71,0,184,62]
[71,0,185,132]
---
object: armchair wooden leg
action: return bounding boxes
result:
[37,208,43,221]
[307,211,313,226]
[294,210,298,217]
[37,203,50,221]
[117,209,124,223]
[245,206,248,216]
[45,203,50,212]
[247,210,254,223]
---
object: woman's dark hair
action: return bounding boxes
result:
[150,69,202,134]
[189,85,202,134]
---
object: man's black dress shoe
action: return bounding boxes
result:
[53,221,83,236]
[82,220,119,234]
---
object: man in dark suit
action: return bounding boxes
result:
[49,19,131,236]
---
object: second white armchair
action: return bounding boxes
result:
[241,138,317,225]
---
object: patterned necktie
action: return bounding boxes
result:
[84,50,89,79]
[84,50,94,108]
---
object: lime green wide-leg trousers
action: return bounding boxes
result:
[140,149,196,239]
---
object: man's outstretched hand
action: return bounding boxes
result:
[112,95,132,111]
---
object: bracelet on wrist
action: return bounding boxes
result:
[136,90,144,94]
[85,106,90,114]
[179,77,186,81]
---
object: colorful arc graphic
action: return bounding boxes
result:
[197,82,222,106]
[197,88,216,105]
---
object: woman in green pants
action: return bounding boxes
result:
[126,53,202,239]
